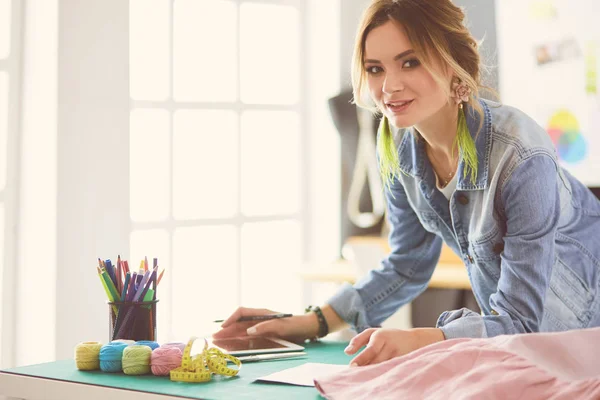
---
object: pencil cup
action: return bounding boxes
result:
[108,300,158,342]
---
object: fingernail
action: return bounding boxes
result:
[344,345,353,353]
[247,326,257,335]
[350,362,358,367]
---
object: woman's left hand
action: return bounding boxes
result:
[344,328,445,366]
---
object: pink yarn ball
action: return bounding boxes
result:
[151,346,182,376]
[161,342,186,352]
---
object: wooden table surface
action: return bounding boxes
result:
[300,237,471,290]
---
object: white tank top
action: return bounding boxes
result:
[436,172,458,200]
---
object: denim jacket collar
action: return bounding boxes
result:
[396,98,493,191]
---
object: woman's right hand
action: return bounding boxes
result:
[212,307,319,343]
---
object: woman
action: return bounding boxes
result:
[214,0,600,367]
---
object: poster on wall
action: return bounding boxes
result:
[496,0,600,186]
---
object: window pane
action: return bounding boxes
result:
[130,109,170,222]
[172,226,238,338]
[241,220,302,312]
[129,0,170,100]
[240,3,300,105]
[174,0,237,102]
[173,110,238,219]
[0,0,10,59]
[241,111,300,216]
[130,229,170,341]
[0,72,7,191]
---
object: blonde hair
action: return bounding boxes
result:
[352,0,489,187]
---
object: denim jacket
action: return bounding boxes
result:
[328,99,600,339]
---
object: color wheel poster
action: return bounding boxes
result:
[496,0,600,186]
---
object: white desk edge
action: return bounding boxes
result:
[0,371,170,400]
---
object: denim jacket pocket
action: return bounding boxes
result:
[470,227,504,262]
[469,228,503,281]
[543,257,593,330]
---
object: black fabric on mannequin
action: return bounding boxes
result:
[328,89,383,246]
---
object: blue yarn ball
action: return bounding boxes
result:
[99,342,129,372]
[134,340,160,350]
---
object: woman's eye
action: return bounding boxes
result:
[402,58,421,69]
[366,66,383,74]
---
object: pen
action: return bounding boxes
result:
[213,313,293,323]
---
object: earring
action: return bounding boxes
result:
[451,78,471,107]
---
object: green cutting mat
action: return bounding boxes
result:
[1,341,351,400]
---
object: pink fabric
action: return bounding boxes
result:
[314,328,600,400]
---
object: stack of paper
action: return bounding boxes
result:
[255,363,348,387]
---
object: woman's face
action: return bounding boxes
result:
[364,20,451,128]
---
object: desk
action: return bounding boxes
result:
[300,238,471,290]
[0,342,350,400]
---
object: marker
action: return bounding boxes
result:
[213,313,293,324]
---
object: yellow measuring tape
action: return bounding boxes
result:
[170,337,241,383]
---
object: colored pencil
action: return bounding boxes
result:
[121,272,131,302]
[116,255,123,293]
[157,269,165,285]
[115,269,156,339]
[97,267,118,314]
[126,272,138,302]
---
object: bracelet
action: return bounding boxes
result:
[305,305,329,340]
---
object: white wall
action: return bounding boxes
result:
[12,0,130,366]
[54,0,130,360]
[16,0,58,367]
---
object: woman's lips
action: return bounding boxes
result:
[386,99,414,113]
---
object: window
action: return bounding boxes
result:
[129,0,307,340]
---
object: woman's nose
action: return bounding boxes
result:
[382,71,404,94]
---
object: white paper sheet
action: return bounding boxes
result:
[255,362,348,387]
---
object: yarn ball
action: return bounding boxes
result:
[74,341,103,371]
[122,345,152,375]
[99,342,129,372]
[161,342,186,352]
[151,346,183,376]
[134,340,160,350]
[110,339,135,345]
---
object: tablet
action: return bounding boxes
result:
[208,336,305,356]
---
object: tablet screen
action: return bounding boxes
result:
[212,337,286,352]
[208,336,304,356]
